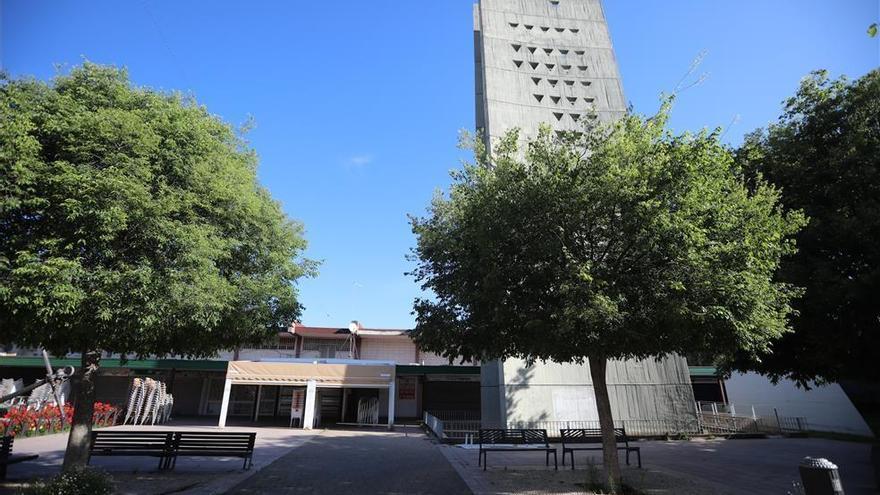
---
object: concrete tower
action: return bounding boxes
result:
[473,1,699,432]
[474,0,626,149]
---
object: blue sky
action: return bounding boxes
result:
[3,1,878,329]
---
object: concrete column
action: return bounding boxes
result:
[387,381,396,429]
[253,385,263,422]
[303,380,317,429]
[218,378,233,428]
[340,387,348,423]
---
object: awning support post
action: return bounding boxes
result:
[303,380,317,430]
[218,378,233,428]
[387,379,396,429]
[253,385,262,422]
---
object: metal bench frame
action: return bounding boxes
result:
[559,427,641,469]
[1,436,39,480]
[168,431,256,470]
[89,430,256,470]
[88,431,175,470]
[478,428,557,471]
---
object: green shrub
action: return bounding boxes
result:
[25,468,113,495]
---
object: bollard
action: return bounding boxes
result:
[799,457,844,495]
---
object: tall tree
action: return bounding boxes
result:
[732,69,880,384]
[410,104,805,492]
[0,63,315,469]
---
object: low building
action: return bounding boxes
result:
[0,321,481,429]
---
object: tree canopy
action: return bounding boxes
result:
[732,69,880,384]
[411,105,804,366]
[410,104,805,490]
[0,63,314,357]
[0,63,314,468]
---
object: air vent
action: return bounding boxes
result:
[545,63,555,70]
[527,46,537,54]
[555,27,565,33]
[534,94,545,102]
[550,96,561,104]
[578,65,588,71]
[512,44,522,52]
[529,62,540,69]
[570,28,580,33]
[509,22,519,28]
[541,26,550,32]
[580,81,592,86]
[550,0,560,4]
[567,96,577,104]
[524,24,534,30]
[559,49,569,55]
[513,60,523,68]
[570,113,581,121]
[575,50,585,55]
[583,97,595,103]
[564,80,575,86]
[548,79,559,86]
[532,77,542,85]
[543,48,553,55]
[553,112,564,121]
[561,64,572,70]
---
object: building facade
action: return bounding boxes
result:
[474,0,698,432]
[0,322,480,429]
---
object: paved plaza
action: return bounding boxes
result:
[226,426,472,495]
[0,420,315,495]
[440,436,877,495]
[2,425,876,495]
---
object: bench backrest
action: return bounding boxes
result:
[90,431,173,452]
[560,428,630,447]
[1,436,12,457]
[172,431,256,453]
[479,429,548,446]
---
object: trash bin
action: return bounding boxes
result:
[799,457,844,495]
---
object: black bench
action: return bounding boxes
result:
[560,428,641,469]
[478,428,557,471]
[1,436,39,480]
[168,431,256,470]
[88,431,174,470]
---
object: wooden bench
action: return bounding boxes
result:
[560,428,641,469]
[88,431,174,470]
[1,436,39,480]
[168,431,256,470]
[478,428,557,471]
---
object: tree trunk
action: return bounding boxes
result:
[62,350,100,471]
[589,356,622,493]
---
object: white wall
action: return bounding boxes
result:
[725,372,873,437]
[360,338,416,364]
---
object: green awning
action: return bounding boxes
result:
[0,356,227,371]
[395,365,480,375]
[688,366,719,377]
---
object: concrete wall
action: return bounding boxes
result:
[482,355,697,427]
[474,0,626,151]
[725,372,874,437]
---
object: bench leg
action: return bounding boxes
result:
[545,450,549,467]
[0,463,7,481]
[625,449,630,466]
[483,451,487,471]
[637,449,642,469]
[570,450,575,471]
[477,449,481,467]
[553,450,558,471]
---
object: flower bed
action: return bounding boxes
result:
[0,402,120,437]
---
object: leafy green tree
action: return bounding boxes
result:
[0,63,315,469]
[410,104,805,491]
[732,70,880,384]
